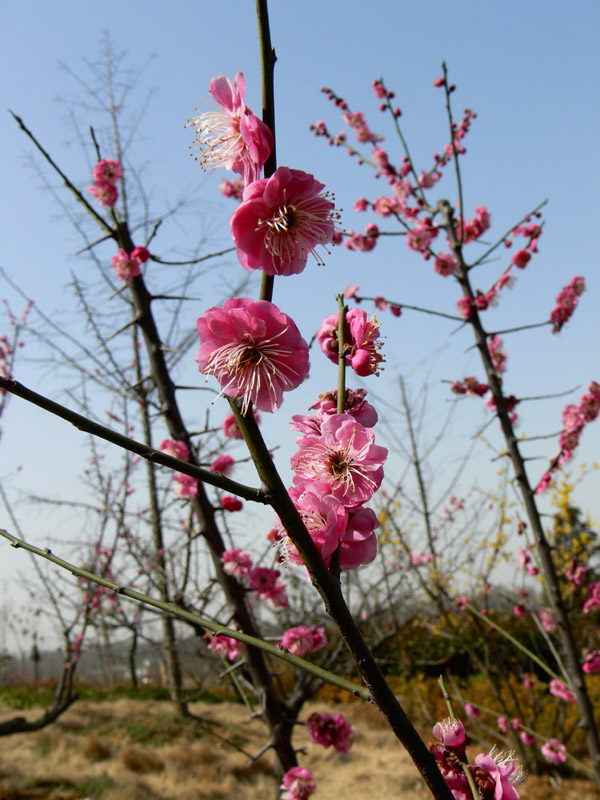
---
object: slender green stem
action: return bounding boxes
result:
[0,527,369,700]
[336,294,348,414]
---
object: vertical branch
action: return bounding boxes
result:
[256,0,277,304]
[440,198,600,787]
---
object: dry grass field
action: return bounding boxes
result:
[0,697,597,800]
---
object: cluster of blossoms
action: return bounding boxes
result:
[159,439,197,499]
[88,158,121,207]
[550,275,586,333]
[536,381,600,493]
[220,547,287,608]
[306,711,355,753]
[280,624,327,657]
[342,285,402,317]
[430,717,526,799]
[110,245,150,282]
[283,386,386,570]
[317,307,384,376]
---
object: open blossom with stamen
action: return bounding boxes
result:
[188,72,273,186]
[230,167,338,276]
[195,298,309,413]
[474,748,526,800]
[291,413,387,507]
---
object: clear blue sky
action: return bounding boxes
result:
[1,1,599,637]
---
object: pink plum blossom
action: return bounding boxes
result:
[307,388,378,429]
[173,473,198,498]
[280,625,327,657]
[434,252,458,277]
[221,495,243,512]
[206,633,242,661]
[280,766,315,800]
[131,246,150,263]
[88,181,118,207]
[210,454,235,475]
[159,439,190,461]
[317,307,384,377]
[221,410,261,439]
[539,606,557,631]
[247,566,288,607]
[583,581,600,613]
[196,298,309,413]
[306,711,355,753]
[111,249,141,282]
[221,548,252,577]
[549,679,575,702]
[474,748,526,800]
[582,650,600,674]
[497,716,509,734]
[432,718,466,749]
[291,414,387,507]
[92,159,122,185]
[541,738,567,765]
[464,702,480,719]
[511,249,531,269]
[230,167,336,276]
[282,483,379,570]
[188,72,273,185]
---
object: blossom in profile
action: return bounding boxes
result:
[432,718,466,755]
[540,738,567,765]
[188,72,273,186]
[231,167,337,276]
[196,298,309,413]
[291,414,387,507]
[280,766,315,800]
[317,308,384,377]
[221,410,261,439]
[306,711,355,753]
